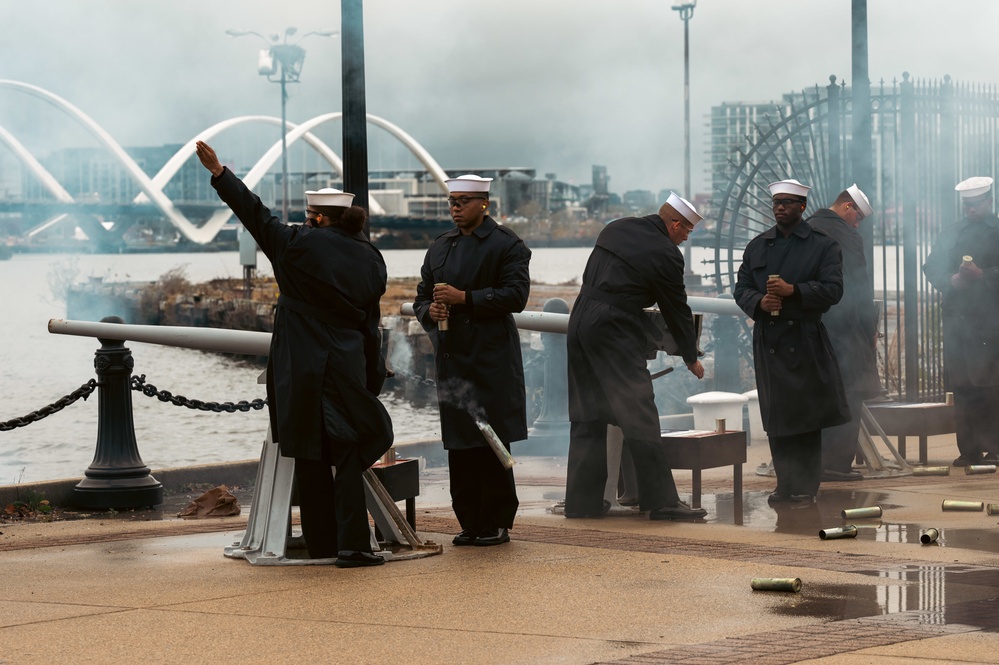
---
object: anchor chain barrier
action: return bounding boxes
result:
[0,380,99,432]
[130,375,267,413]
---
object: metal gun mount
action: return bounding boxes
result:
[642,309,703,360]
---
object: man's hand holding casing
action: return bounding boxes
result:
[959,261,984,281]
[766,276,794,298]
[433,283,466,306]
[428,302,449,322]
[195,141,224,177]
[760,294,782,314]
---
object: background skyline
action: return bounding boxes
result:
[2,0,998,197]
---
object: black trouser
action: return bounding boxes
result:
[954,386,999,458]
[448,446,519,532]
[294,445,370,558]
[566,420,679,514]
[769,430,822,497]
[821,392,862,473]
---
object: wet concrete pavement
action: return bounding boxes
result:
[2,431,999,664]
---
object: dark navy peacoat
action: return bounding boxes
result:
[734,222,850,436]
[414,216,532,450]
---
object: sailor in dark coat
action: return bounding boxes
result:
[923,176,999,466]
[197,141,392,568]
[806,184,881,480]
[565,193,706,521]
[414,175,531,547]
[734,179,849,503]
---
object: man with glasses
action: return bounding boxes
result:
[734,179,849,504]
[806,185,880,482]
[565,193,707,521]
[923,176,999,466]
[414,175,532,547]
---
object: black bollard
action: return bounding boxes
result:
[73,316,163,509]
[711,294,742,393]
[525,298,570,456]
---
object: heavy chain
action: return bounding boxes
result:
[130,375,267,413]
[0,380,98,432]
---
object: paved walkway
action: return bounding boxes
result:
[3,432,999,664]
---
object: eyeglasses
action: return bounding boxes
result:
[305,209,322,220]
[772,198,804,209]
[447,196,486,208]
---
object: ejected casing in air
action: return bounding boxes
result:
[965,464,997,475]
[941,500,984,511]
[841,506,882,519]
[751,577,801,592]
[920,528,940,544]
[819,525,858,540]
[986,504,999,515]
[913,466,950,476]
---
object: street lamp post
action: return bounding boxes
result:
[226,27,337,223]
[672,1,697,278]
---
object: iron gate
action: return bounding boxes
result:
[712,73,999,402]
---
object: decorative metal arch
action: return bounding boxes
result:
[710,83,839,294]
[0,80,453,244]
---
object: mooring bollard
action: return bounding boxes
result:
[73,316,163,509]
[526,298,570,454]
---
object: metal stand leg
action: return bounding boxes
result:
[225,427,442,565]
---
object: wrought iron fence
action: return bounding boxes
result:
[713,73,999,402]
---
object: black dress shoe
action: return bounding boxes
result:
[821,469,864,482]
[953,454,981,467]
[334,550,385,568]
[452,529,478,546]
[474,528,510,546]
[564,499,612,519]
[983,453,999,464]
[767,491,791,505]
[649,500,707,520]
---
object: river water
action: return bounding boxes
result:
[0,246,618,484]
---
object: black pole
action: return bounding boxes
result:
[73,316,163,509]
[851,0,874,278]
[341,0,370,228]
[280,68,290,223]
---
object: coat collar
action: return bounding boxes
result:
[642,213,670,239]
[761,220,812,240]
[440,215,498,239]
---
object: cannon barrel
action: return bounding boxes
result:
[401,294,741,334]
[48,318,271,356]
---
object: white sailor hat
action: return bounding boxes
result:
[305,187,354,207]
[665,192,703,225]
[846,183,874,218]
[955,176,993,200]
[445,174,493,193]
[768,179,811,198]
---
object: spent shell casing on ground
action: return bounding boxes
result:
[920,528,940,544]
[751,577,802,592]
[819,525,859,540]
[986,504,999,515]
[841,506,882,519]
[965,464,997,475]
[941,499,984,511]
[913,466,950,476]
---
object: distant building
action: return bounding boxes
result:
[622,189,656,214]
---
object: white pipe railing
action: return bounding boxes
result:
[48,295,740,354]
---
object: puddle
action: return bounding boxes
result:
[768,567,999,628]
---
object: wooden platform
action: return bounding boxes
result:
[659,429,747,524]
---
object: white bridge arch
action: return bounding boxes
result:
[0,79,451,244]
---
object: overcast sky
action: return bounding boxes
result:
[2,0,998,196]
